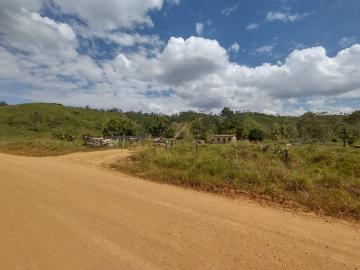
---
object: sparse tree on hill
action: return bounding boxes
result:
[144,114,174,137]
[103,117,137,136]
[217,115,244,139]
[191,116,216,140]
[339,127,350,148]
[248,128,265,142]
[220,107,234,118]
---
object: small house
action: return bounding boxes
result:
[208,135,237,144]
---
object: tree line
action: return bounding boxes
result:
[100,107,360,145]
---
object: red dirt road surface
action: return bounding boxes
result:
[0,150,359,270]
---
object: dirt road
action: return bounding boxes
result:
[0,150,359,270]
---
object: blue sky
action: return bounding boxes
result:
[0,0,359,114]
[147,0,360,65]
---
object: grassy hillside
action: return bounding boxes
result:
[0,103,124,139]
[0,103,124,155]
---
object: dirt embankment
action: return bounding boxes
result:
[0,150,359,270]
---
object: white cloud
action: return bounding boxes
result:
[0,0,359,115]
[124,36,228,85]
[166,0,180,5]
[228,42,240,55]
[234,45,360,99]
[102,40,360,112]
[0,0,175,31]
[221,6,238,16]
[54,0,164,30]
[105,32,163,48]
[2,27,360,114]
[339,37,357,48]
[246,23,259,30]
[255,45,274,54]
[0,0,177,51]
[195,22,204,36]
[0,9,77,58]
[266,11,309,23]
[0,0,42,13]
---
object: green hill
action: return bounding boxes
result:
[0,103,124,140]
[0,103,126,155]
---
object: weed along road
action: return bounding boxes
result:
[0,150,359,270]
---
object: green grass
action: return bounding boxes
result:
[0,103,125,156]
[0,138,91,156]
[0,103,121,139]
[116,142,360,220]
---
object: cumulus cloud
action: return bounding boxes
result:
[229,45,360,99]
[120,37,228,86]
[1,0,172,31]
[101,39,360,112]
[0,0,359,115]
[0,0,175,50]
[54,0,164,30]
[117,40,360,112]
[0,9,77,58]
[159,37,228,84]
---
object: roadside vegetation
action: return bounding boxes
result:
[116,142,360,220]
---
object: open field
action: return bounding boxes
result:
[1,149,359,270]
[116,143,360,220]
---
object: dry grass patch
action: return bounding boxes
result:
[115,142,360,220]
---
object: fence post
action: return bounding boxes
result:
[122,133,126,148]
[194,129,199,159]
